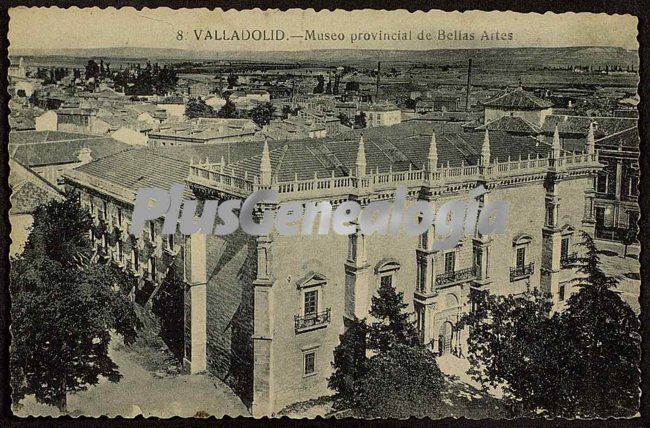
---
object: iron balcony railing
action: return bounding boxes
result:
[294,308,331,332]
[510,262,534,282]
[560,252,579,268]
[435,266,477,287]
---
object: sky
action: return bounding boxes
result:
[9,7,639,52]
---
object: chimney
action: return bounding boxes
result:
[465,58,472,111]
[376,61,381,100]
[78,147,93,164]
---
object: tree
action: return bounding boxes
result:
[227,73,238,89]
[354,111,367,129]
[460,232,641,418]
[459,289,568,416]
[351,344,445,418]
[84,59,100,81]
[313,75,325,93]
[405,98,418,110]
[248,102,276,127]
[151,266,185,360]
[185,97,216,119]
[367,278,419,352]
[337,113,352,128]
[559,232,640,417]
[10,193,140,412]
[328,317,367,406]
[217,98,238,119]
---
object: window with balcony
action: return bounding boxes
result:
[560,225,577,268]
[304,290,318,318]
[516,247,525,269]
[294,272,330,333]
[511,234,534,281]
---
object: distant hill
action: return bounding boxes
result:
[9,46,638,68]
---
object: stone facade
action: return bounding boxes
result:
[64,129,602,416]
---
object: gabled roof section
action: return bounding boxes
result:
[475,116,542,134]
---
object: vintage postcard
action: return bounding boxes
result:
[6,7,641,419]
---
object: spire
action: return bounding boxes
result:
[480,129,491,166]
[260,138,272,185]
[586,121,595,155]
[427,131,438,171]
[356,133,367,177]
[552,124,561,159]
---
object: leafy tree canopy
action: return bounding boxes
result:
[10,193,141,412]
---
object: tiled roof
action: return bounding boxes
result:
[475,116,542,134]
[9,159,63,215]
[594,127,639,151]
[73,149,191,196]
[9,131,134,167]
[483,88,553,109]
[70,123,562,196]
[541,115,637,137]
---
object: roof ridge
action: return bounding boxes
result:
[593,126,638,142]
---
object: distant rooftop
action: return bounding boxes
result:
[482,87,553,110]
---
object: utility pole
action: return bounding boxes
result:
[465,58,473,111]
[376,61,381,100]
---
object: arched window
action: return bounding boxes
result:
[375,258,400,289]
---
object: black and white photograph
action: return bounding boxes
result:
[4,6,643,420]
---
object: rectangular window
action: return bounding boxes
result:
[596,172,607,193]
[559,284,566,301]
[419,231,428,249]
[561,237,570,259]
[546,206,554,226]
[380,274,393,289]
[417,261,427,292]
[304,352,316,376]
[516,247,526,268]
[444,252,455,273]
[304,290,318,317]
